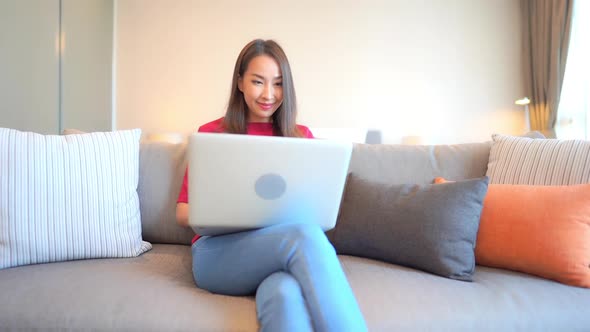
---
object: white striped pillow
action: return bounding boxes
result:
[0,128,152,269]
[486,134,590,185]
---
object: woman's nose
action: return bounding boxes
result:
[262,84,273,99]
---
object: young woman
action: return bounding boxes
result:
[176,39,367,332]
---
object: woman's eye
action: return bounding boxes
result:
[275,82,283,87]
[252,80,263,85]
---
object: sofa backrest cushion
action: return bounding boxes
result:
[324,142,491,279]
[138,141,492,245]
[138,141,195,245]
[348,142,491,184]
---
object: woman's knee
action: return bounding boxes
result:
[257,272,302,303]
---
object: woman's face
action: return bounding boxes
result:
[238,55,283,123]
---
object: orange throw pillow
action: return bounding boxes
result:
[434,177,590,288]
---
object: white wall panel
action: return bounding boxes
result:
[0,0,60,134]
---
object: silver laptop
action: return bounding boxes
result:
[188,133,352,236]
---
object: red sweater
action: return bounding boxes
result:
[177,117,314,243]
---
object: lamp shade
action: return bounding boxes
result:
[515,97,531,105]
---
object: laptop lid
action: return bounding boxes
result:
[188,133,352,236]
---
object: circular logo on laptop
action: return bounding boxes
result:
[255,173,287,200]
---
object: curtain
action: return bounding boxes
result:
[521,0,574,138]
[555,0,590,139]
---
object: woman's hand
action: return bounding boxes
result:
[176,203,189,227]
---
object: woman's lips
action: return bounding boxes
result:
[257,102,274,111]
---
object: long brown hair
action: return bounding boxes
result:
[222,39,303,137]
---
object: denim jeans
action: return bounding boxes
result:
[191,223,367,332]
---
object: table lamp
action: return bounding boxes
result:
[515,97,531,132]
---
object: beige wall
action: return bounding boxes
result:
[116,0,525,144]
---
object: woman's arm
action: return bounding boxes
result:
[176,202,189,227]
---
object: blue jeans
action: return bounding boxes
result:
[191,223,367,332]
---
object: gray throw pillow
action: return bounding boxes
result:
[327,174,489,281]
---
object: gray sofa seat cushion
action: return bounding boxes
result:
[341,255,590,332]
[0,244,257,331]
[2,245,589,331]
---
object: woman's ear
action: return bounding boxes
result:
[237,76,243,92]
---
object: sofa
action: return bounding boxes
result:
[1,131,589,331]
